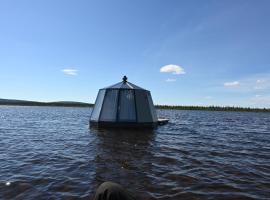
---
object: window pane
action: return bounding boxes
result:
[100,90,118,121]
[147,92,157,122]
[135,90,152,122]
[90,90,105,121]
[119,90,136,121]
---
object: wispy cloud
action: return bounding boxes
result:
[254,78,269,90]
[222,73,270,93]
[62,69,78,76]
[166,78,176,82]
[250,95,270,107]
[256,79,266,83]
[204,96,213,99]
[224,81,240,87]
[160,64,185,75]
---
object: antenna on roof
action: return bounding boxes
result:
[122,75,128,83]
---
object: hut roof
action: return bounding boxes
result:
[101,76,146,90]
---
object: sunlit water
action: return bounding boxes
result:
[0,106,269,200]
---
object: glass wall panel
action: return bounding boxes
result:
[147,92,157,122]
[100,89,118,121]
[118,90,136,121]
[90,89,105,121]
[135,90,152,122]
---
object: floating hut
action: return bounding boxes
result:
[90,76,168,128]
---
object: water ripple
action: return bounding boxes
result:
[0,107,269,199]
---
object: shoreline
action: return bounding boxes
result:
[0,103,269,112]
[156,105,270,112]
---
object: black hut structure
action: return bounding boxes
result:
[90,76,159,128]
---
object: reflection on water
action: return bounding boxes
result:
[90,127,155,199]
[0,106,270,200]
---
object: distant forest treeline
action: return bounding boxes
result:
[155,105,270,112]
[0,98,269,112]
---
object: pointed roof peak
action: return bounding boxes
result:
[102,76,147,90]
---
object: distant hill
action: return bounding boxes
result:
[0,98,93,107]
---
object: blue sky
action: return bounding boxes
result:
[0,0,270,108]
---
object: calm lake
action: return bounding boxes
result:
[0,106,269,200]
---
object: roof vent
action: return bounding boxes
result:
[122,75,128,83]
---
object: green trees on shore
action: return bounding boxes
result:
[155,105,270,112]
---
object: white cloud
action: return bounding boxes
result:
[224,81,240,87]
[204,96,213,99]
[62,69,78,76]
[166,78,176,82]
[160,64,185,75]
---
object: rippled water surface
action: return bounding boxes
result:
[0,106,270,200]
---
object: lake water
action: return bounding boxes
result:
[0,106,269,200]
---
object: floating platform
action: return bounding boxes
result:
[157,118,169,126]
[90,121,157,128]
[90,119,169,129]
